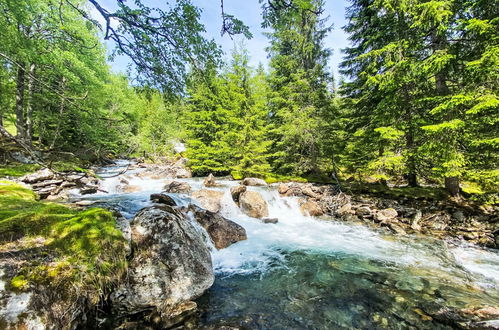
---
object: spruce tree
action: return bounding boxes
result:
[264,0,334,176]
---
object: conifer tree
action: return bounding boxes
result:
[263,0,334,176]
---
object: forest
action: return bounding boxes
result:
[0,0,497,199]
[0,0,498,328]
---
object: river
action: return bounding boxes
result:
[75,161,499,329]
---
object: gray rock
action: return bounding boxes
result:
[111,206,214,317]
[31,179,63,189]
[356,206,372,217]
[263,217,279,224]
[239,190,269,219]
[189,205,247,249]
[191,189,225,213]
[374,208,398,223]
[80,186,98,195]
[151,193,177,206]
[204,173,217,187]
[21,168,54,183]
[242,177,267,186]
[453,210,466,222]
[164,181,191,194]
[230,185,246,204]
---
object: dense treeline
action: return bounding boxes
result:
[184,0,498,197]
[0,0,497,197]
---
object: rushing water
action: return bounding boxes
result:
[76,161,499,329]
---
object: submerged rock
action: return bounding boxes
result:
[190,205,247,249]
[111,206,214,321]
[239,190,269,219]
[192,189,225,213]
[242,177,267,186]
[263,217,279,224]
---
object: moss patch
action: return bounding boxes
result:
[0,180,127,311]
[0,164,41,178]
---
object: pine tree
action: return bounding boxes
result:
[184,44,271,176]
[264,0,334,176]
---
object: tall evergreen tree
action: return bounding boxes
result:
[263,0,335,176]
[184,44,271,176]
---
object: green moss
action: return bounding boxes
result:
[0,181,127,302]
[0,164,41,178]
[50,160,89,173]
[10,275,29,291]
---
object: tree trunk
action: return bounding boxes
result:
[15,63,27,142]
[431,30,458,195]
[50,77,66,150]
[445,176,460,196]
[25,63,36,145]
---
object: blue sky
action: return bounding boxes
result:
[98,0,351,79]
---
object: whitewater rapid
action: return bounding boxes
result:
[74,161,499,294]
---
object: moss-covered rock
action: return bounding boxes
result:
[0,180,128,329]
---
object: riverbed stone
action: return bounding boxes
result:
[278,183,289,195]
[374,208,398,223]
[111,206,214,319]
[263,217,279,224]
[338,203,352,216]
[189,205,247,249]
[151,193,177,206]
[164,181,191,194]
[242,177,267,186]
[300,200,324,217]
[230,185,246,205]
[239,190,269,218]
[356,206,372,217]
[192,189,225,213]
[204,173,217,187]
[21,168,54,183]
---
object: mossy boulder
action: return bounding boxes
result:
[0,180,128,329]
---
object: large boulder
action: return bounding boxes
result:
[191,190,225,213]
[204,173,217,187]
[164,181,191,194]
[20,168,54,183]
[239,190,269,219]
[230,185,246,205]
[189,205,247,249]
[111,206,214,322]
[242,177,267,186]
